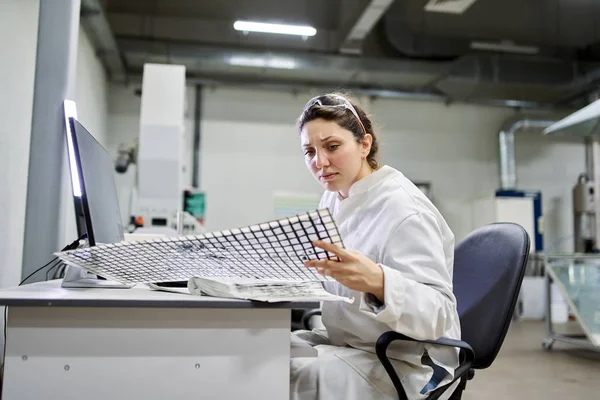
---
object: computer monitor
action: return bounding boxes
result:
[62,100,131,288]
[64,101,124,247]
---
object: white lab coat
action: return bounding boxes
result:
[291,165,461,400]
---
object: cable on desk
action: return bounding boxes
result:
[52,263,65,279]
[19,258,61,286]
[18,234,87,286]
[46,260,65,281]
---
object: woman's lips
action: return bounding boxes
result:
[320,173,338,181]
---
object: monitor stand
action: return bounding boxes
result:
[61,264,134,289]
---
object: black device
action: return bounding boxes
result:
[64,101,124,246]
[64,104,124,247]
[61,100,132,288]
[154,281,188,288]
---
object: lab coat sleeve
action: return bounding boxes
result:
[359,212,457,341]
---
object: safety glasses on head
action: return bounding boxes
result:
[302,94,367,136]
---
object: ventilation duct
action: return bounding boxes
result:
[499,119,556,190]
[118,37,449,91]
[340,0,394,55]
[383,8,593,103]
[80,0,126,81]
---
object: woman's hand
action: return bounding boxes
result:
[304,240,385,302]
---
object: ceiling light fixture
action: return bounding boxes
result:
[227,55,297,70]
[470,40,540,55]
[233,20,317,37]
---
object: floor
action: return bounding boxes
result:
[463,320,600,399]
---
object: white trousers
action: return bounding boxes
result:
[290,344,398,400]
[290,330,397,400]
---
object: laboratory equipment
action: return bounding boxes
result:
[114,64,203,234]
[134,64,188,232]
[572,173,596,253]
[472,189,543,253]
[473,189,544,320]
[544,97,600,251]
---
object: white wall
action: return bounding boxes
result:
[514,131,585,251]
[107,84,584,251]
[368,99,584,249]
[370,99,513,241]
[200,87,325,231]
[0,0,40,288]
[75,27,109,145]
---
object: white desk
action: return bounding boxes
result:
[0,280,318,400]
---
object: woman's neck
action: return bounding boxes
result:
[338,162,375,199]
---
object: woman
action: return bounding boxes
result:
[291,93,461,400]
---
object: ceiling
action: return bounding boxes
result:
[82,0,600,109]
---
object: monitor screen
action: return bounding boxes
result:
[67,117,124,247]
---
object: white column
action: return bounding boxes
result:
[0,0,41,288]
[21,0,81,281]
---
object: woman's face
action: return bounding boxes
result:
[300,118,372,196]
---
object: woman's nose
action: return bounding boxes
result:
[315,150,329,169]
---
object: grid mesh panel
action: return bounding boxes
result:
[56,209,343,284]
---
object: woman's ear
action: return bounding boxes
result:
[361,134,373,158]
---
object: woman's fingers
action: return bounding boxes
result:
[312,240,353,260]
[304,259,355,280]
[304,259,337,269]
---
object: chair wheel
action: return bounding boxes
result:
[542,338,554,351]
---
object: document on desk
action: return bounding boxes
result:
[148,277,353,303]
[188,277,353,303]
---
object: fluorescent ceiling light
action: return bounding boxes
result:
[233,20,316,37]
[227,55,297,70]
[470,40,540,55]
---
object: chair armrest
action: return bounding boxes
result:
[375,331,475,400]
[301,309,322,330]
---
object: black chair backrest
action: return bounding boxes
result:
[452,223,530,369]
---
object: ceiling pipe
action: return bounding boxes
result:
[499,119,556,190]
[340,0,395,55]
[80,0,127,82]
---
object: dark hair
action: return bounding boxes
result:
[297,92,379,170]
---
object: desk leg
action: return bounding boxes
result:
[3,306,291,400]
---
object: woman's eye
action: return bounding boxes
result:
[328,144,339,151]
[304,150,314,157]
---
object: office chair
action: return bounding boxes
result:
[302,223,530,400]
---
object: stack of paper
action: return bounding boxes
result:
[187,276,353,303]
